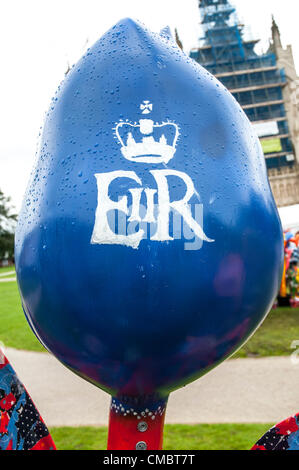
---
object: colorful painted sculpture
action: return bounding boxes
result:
[252,413,299,450]
[0,353,55,450]
[279,230,299,304]
[15,20,283,450]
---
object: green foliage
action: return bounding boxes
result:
[0,189,17,260]
[50,423,273,450]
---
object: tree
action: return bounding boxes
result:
[0,189,17,261]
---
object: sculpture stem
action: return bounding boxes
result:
[107,396,168,450]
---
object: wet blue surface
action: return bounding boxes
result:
[15,19,283,400]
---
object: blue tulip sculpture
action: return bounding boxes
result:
[15,19,283,450]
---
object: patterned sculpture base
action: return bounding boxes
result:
[107,397,167,450]
[0,353,55,450]
[252,413,299,451]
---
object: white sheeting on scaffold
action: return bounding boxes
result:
[278,204,299,233]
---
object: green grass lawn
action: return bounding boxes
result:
[0,277,44,351]
[0,266,15,275]
[0,275,298,357]
[49,423,272,450]
[233,307,299,358]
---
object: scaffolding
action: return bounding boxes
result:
[190,0,295,170]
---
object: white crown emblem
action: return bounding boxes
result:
[114,101,179,164]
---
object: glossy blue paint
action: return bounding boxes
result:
[15,19,283,400]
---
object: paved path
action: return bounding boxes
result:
[4,348,299,427]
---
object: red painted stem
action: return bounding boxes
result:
[107,397,168,450]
